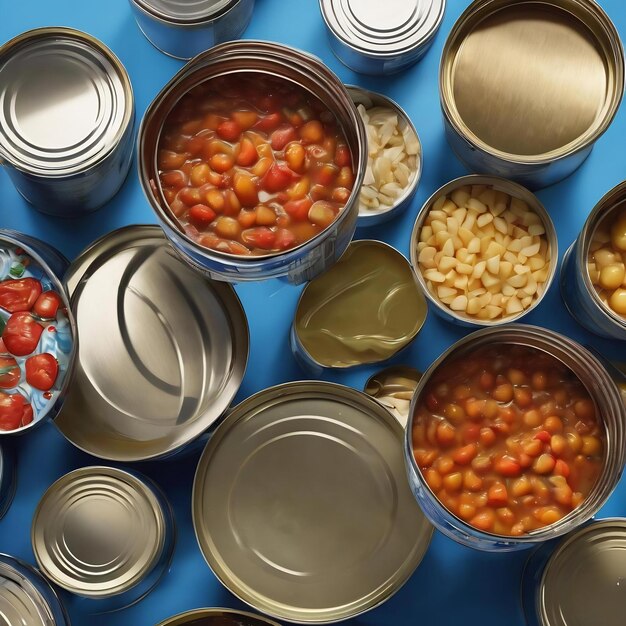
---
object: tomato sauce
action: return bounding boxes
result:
[158,73,355,256]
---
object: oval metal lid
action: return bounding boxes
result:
[32,467,165,597]
[540,518,626,626]
[442,1,624,161]
[133,0,236,23]
[0,28,131,175]
[320,0,446,55]
[55,225,248,462]
[193,381,433,623]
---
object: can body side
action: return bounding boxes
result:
[0,444,16,519]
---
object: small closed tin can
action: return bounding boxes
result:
[0,28,135,216]
[0,443,16,518]
[193,381,433,623]
[156,608,282,626]
[521,518,626,626]
[129,0,255,60]
[0,553,70,626]
[440,0,624,189]
[32,466,175,613]
[561,181,626,340]
[320,0,446,75]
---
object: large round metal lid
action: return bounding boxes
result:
[320,0,446,55]
[32,467,165,597]
[133,0,236,23]
[193,381,433,623]
[442,0,624,161]
[0,28,131,175]
[540,518,626,626]
[55,225,248,462]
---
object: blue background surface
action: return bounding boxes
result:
[0,0,625,624]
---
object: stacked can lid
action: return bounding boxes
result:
[133,0,237,21]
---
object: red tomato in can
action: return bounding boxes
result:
[2,312,44,356]
[0,355,20,389]
[25,353,58,391]
[0,392,33,431]
[0,278,42,313]
[33,291,62,319]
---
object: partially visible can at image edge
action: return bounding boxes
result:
[0,443,16,519]
[156,608,283,626]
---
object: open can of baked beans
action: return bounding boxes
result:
[129,0,255,60]
[521,518,626,626]
[561,181,626,340]
[0,443,16,519]
[0,553,70,626]
[0,28,135,216]
[439,0,624,189]
[31,466,175,613]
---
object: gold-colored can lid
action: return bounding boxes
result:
[155,608,282,626]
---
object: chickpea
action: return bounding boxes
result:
[611,210,626,251]
[609,289,626,315]
[599,264,625,290]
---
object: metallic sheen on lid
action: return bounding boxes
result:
[32,467,165,597]
[133,0,235,22]
[0,28,132,176]
[193,381,433,623]
[540,519,626,626]
[156,608,283,626]
[55,225,248,462]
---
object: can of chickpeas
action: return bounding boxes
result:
[439,0,624,189]
[561,181,626,340]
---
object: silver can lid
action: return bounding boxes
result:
[320,0,445,56]
[31,467,166,597]
[540,519,626,626]
[133,0,236,23]
[0,28,132,176]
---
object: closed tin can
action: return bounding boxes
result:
[319,0,446,75]
[32,466,175,613]
[0,28,135,216]
[156,608,282,626]
[404,324,626,551]
[129,0,255,60]
[561,181,626,340]
[521,518,626,626]
[0,443,16,518]
[440,0,624,189]
[55,225,248,462]
[290,240,427,375]
[0,231,76,435]
[138,40,367,285]
[193,381,433,623]
[0,553,70,626]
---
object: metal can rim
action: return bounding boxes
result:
[155,607,283,626]
[130,0,241,25]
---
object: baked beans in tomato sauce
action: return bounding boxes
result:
[157,73,355,256]
[412,345,604,536]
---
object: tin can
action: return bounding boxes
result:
[440,0,624,189]
[156,608,282,626]
[290,240,427,375]
[55,225,248,462]
[319,0,446,75]
[364,365,422,427]
[404,324,626,551]
[346,86,422,227]
[0,28,135,216]
[193,381,433,623]
[32,466,175,613]
[409,175,558,327]
[129,0,255,60]
[137,40,367,285]
[561,181,626,340]
[0,553,70,626]
[521,518,626,626]
[0,443,16,519]
[0,230,76,436]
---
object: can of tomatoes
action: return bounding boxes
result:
[561,181,626,340]
[156,608,282,626]
[0,442,16,518]
[319,0,446,75]
[0,231,76,436]
[138,40,367,284]
[521,518,626,626]
[439,0,624,189]
[129,0,255,60]
[404,324,626,551]
[32,466,175,613]
[0,553,70,626]
[0,28,135,216]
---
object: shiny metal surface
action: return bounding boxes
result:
[156,608,282,626]
[138,40,367,284]
[0,28,134,215]
[292,241,427,373]
[320,0,446,75]
[55,225,248,461]
[32,467,174,610]
[364,365,422,427]
[133,0,234,22]
[409,175,558,327]
[0,554,70,626]
[193,381,433,623]
[440,0,624,189]
[0,444,16,519]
